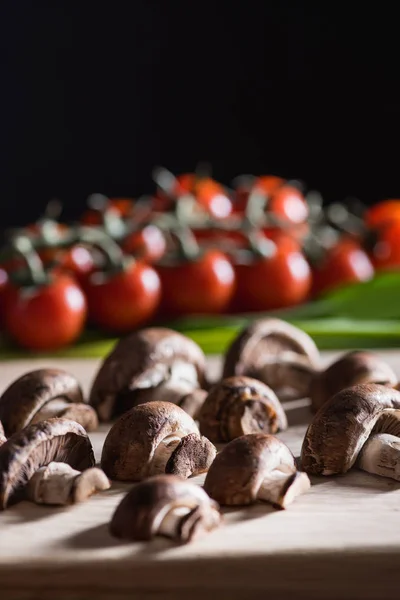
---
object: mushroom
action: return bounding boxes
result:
[0,418,95,509]
[110,474,221,543]
[222,318,320,401]
[27,462,110,505]
[198,376,287,443]
[101,401,216,481]
[89,327,207,422]
[204,433,310,508]
[309,350,398,412]
[301,383,400,481]
[0,369,98,436]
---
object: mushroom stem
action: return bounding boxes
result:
[30,399,71,423]
[158,503,221,542]
[158,505,192,538]
[357,433,400,481]
[26,462,110,505]
[257,469,311,509]
[150,435,183,475]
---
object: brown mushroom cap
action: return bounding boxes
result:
[89,327,207,422]
[309,350,398,412]
[204,433,296,505]
[110,474,221,542]
[222,318,319,400]
[101,401,208,481]
[0,369,97,436]
[198,376,287,443]
[0,418,95,509]
[301,383,400,476]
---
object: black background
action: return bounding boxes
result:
[1,3,399,227]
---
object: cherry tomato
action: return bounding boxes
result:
[367,221,400,271]
[81,198,133,225]
[121,225,167,263]
[156,250,235,316]
[233,175,285,214]
[5,274,87,350]
[364,200,400,229]
[232,234,312,311]
[312,238,374,297]
[84,260,161,332]
[265,184,309,225]
[194,178,232,219]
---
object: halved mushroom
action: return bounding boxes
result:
[198,376,287,443]
[0,369,98,436]
[89,327,207,422]
[110,474,221,543]
[309,350,398,412]
[0,418,95,509]
[222,318,320,401]
[301,383,400,481]
[27,462,110,505]
[101,401,216,481]
[204,433,310,508]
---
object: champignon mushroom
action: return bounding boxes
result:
[198,376,287,443]
[101,401,216,481]
[222,318,320,401]
[309,350,398,412]
[204,433,310,508]
[0,369,98,436]
[110,474,221,543]
[0,418,95,509]
[301,383,400,481]
[89,327,207,422]
[27,462,110,505]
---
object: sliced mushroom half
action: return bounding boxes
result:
[110,474,221,543]
[27,462,110,505]
[222,318,319,401]
[0,369,98,436]
[309,350,398,412]
[198,376,287,443]
[89,327,207,422]
[301,383,400,481]
[101,401,216,481]
[204,434,310,508]
[0,418,95,509]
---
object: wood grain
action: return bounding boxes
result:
[1,352,400,599]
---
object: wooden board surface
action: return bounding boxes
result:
[1,352,400,599]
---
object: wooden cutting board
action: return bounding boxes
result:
[1,352,400,600]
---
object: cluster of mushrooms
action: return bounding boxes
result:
[1,319,400,544]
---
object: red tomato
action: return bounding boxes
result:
[194,178,232,219]
[5,274,87,350]
[364,200,400,229]
[81,198,133,225]
[121,225,167,263]
[232,234,312,311]
[233,175,285,214]
[312,238,374,297]
[84,260,161,332]
[266,185,309,226]
[368,221,400,271]
[156,250,235,316]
